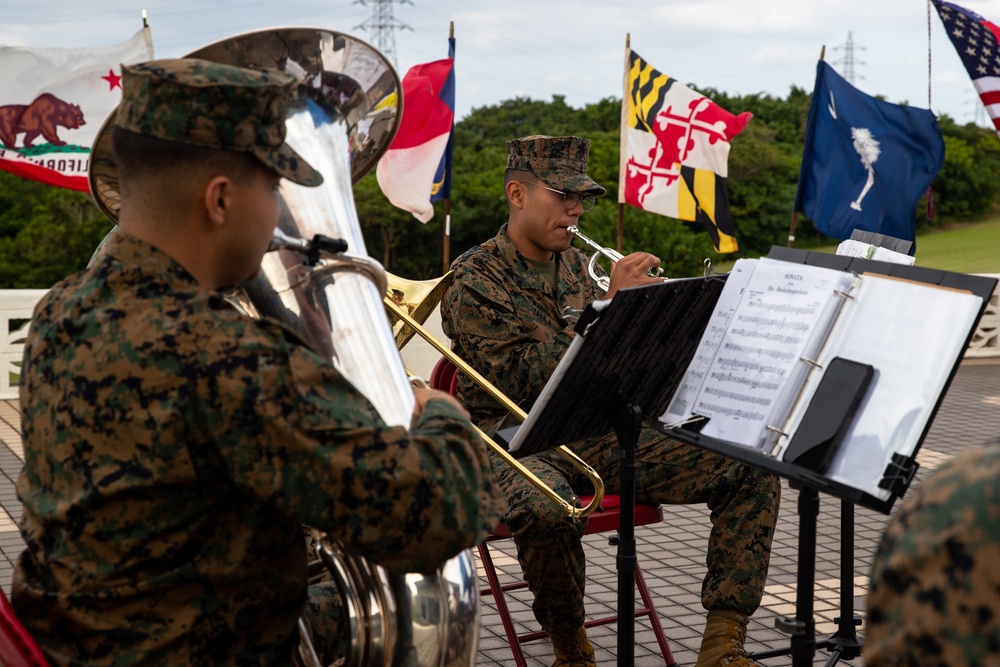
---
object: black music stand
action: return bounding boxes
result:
[661,247,998,667]
[496,275,726,667]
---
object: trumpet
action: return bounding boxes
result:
[567,225,665,291]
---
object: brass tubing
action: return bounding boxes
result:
[389,298,605,518]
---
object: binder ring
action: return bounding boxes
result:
[800,356,822,369]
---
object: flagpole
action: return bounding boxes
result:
[617,33,630,254]
[142,8,148,28]
[443,198,452,274]
[788,45,825,248]
[442,21,455,274]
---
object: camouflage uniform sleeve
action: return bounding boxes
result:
[198,318,504,574]
[442,252,577,411]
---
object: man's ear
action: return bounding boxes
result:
[203,176,232,226]
[505,180,526,210]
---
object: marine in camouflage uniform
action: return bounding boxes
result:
[441,135,780,667]
[13,59,503,667]
[866,445,1000,666]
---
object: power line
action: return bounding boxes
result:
[352,0,414,69]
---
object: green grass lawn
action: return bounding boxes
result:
[910,218,1000,274]
[715,217,1000,275]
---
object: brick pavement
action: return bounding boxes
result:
[1,359,998,666]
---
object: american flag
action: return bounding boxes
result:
[933,1,1000,136]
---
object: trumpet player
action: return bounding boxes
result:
[441,135,780,667]
[12,59,504,667]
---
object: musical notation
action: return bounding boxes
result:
[719,344,796,364]
[665,257,856,450]
[696,401,766,423]
[728,327,804,346]
[702,386,773,407]
[734,315,810,332]
[707,370,781,392]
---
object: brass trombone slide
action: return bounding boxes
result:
[386,298,605,519]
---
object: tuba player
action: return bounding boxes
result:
[12,58,504,666]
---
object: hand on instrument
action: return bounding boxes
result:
[413,386,471,420]
[605,251,663,299]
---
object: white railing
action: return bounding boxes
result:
[1,275,998,400]
[0,290,47,401]
[966,274,1000,358]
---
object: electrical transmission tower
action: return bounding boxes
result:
[832,31,867,84]
[968,91,989,127]
[353,0,413,69]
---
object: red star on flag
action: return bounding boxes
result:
[101,69,122,91]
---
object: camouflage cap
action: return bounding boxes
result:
[117,58,322,187]
[506,135,606,196]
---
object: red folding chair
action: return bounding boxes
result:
[0,588,50,667]
[429,356,677,666]
[479,496,677,667]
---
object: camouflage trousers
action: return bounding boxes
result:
[493,429,781,636]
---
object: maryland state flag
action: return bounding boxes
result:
[0,28,154,190]
[619,49,750,253]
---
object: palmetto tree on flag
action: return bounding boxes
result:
[849,128,881,211]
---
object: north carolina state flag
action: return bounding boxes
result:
[619,49,750,253]
[0,28,154,191]
[376,43,455,223]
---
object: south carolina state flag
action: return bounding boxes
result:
[619,49,750,253]
[794,61,944,242]
[377,41,455,223]
[0,28,154,191]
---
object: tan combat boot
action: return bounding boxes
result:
[694,610,761,667]
[550,627,596,667]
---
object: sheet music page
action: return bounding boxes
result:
[806,275,982,499]
[676,259,855,449]
[662,259,756,424]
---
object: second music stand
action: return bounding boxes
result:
[497,275,726,667]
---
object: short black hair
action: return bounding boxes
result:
[111,126,268,194]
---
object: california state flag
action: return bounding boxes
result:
[0,27,154,191]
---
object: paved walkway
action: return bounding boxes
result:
[2,358,998,666]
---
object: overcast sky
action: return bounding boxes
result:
[4,0,999,128]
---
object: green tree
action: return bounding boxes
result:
[5,88,1000,288]
[0,172,113,288]
[927,115,1000,225]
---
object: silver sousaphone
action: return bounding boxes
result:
[88,28,479,667]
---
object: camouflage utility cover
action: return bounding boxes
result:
[14,232,502,666]
[118,58,322,187]
[506,135,607,196]
[867,445,1000,666]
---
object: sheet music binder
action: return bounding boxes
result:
[496,275,727,459]
[662,246,998,513]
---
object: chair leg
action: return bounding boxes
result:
[477,541,529,667]
[477,536,680,667]
[634,560,679,667]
